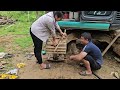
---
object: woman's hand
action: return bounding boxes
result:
[61,32,67,38]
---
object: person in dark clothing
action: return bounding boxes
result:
[30,11,66,70]
[70,32,103,76]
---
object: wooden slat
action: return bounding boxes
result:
[46,44,66,47]
[46,50,66,51]
[47,41,66,43]
[47,51,66,53]
[49,36,66,38]
[46,46,66,49]
[46,49,66,51]
[47,40,66,43]
[45,34,67,54]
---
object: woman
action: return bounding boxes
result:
[30,11,66,69]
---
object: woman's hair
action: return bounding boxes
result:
[53,11,63,18]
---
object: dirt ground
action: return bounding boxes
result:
[0,35,120,79]
[13,52,120,79]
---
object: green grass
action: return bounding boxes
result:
[14,36,33,49]
[0,22,31,35]
[0,11,45,22]
[0,11,45,49]
[0,11,45,36]
[0,47,4,52]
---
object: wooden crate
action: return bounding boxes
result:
[45,36,67,54]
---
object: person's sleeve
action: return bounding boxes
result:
[83,46,91,54]
[55,22,60,30]
[46,19,56,37]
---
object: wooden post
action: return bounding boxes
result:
[102,32,120,56]
[36,11,39,19]
[27,11,30,22]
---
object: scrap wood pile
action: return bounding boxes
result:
[0,52,25,79]
[0,16,16,25]
[0,61,26,79]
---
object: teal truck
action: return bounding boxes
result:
[57,11,120,56]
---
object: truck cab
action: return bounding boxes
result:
[58,11,120,31]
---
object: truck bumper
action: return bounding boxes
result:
[58,21,110,31]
